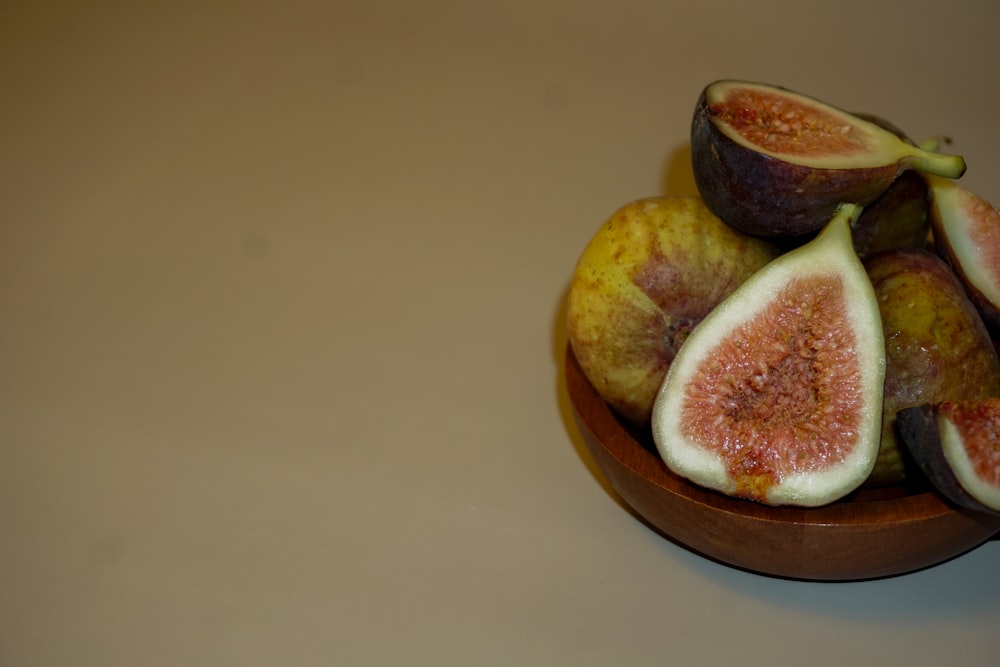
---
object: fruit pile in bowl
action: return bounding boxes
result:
[565,80,1000,580]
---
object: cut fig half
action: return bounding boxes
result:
[897,399,1000,515]
[926,175,1000,331]
[651,204,886,507]
[691,80,966,238]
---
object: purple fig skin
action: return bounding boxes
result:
[851,171,931,258]
[897,404,1000,516]
[863,248,1000,486]
[691,88,901,238]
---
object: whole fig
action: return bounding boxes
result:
[864,248,1000,485]
[567,196,779,425]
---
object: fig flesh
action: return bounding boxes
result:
[898,399,1000,515]
[691,80,966,238]
[926,175,1000,332]
[863,248,1000,485]
[651,204,885,506]
[566,196,780,425]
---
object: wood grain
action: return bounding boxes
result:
[565,345,1000,581]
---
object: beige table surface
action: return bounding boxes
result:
[3,1,999,665]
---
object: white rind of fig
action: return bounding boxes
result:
[652,204,886,507]
[938,415,1000,512]
[926,175,1000,330]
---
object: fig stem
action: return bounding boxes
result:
[902,145,966,179]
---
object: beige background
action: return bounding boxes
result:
[2,1,999,665]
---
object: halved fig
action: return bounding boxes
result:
[691,80,966,238]
[651,204,885,507]
[897,399,1000,515]
[926,175,1000,331]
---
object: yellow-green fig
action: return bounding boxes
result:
[863,248,1000,485]
[567,196,779,425]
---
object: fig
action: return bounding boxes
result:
[926,175,1000,332]
[897,399,1000,515]
[863,248,1000,485]
[851,170,932,258]
[651,204,885,506]
[566,196,780,425]
[690,80,966,238]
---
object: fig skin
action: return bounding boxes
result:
[690,81,965,238]
[851,170,932,258]
[863,248,1000,485]
[566,196,780,425]
[897,400,1000,515]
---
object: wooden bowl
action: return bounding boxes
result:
[565,345,1000,581]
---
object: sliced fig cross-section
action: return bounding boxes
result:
[927,175,1000,332]
[898,399,1000,515]
[691,80,966,238]
[651,204,885,507]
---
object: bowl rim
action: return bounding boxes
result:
[564,343,999,530]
